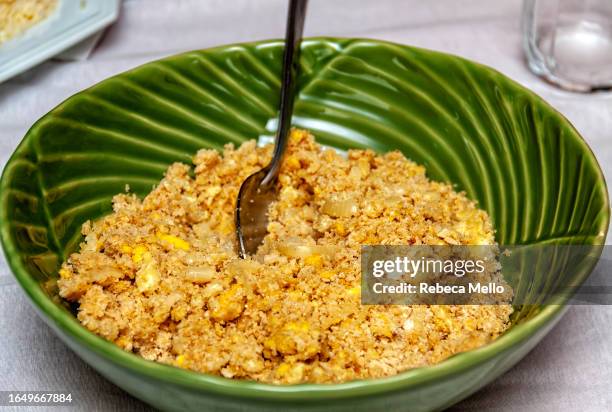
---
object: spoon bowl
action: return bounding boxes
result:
[235,168,276,257]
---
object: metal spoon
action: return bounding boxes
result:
[235,0,308,258]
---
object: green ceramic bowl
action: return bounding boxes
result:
[0,38,609,412]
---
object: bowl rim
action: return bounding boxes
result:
[0,37,609,401]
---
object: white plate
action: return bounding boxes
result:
[0,0,120,83]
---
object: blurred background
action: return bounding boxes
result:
[0,1,611,411]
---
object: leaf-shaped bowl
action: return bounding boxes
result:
[0,38,609,411]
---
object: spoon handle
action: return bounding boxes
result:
[261,0,308,187]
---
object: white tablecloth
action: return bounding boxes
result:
[1,0,611,410]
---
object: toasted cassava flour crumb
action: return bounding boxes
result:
[58,129,512,384]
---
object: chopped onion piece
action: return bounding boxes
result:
[321,198,358,217]
[278,244,316,258]
[89,265,124,286]
[186,266,216,283]
[278,243,338,258]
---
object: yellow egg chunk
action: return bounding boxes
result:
[135,259,160,293]
[132,245,148,264]
[157,233,190,251]
[209,284,244,322]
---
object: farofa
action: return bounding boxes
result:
[58,129,512,384]
[0,0,57,44]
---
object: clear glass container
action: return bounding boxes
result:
[523,0,612,92]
